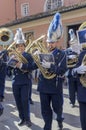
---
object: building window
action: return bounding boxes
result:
[44,0,63,12]
[21,3,29,17]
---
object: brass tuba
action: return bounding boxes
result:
[66,29,79,68]
[79,22,86,87]
[0,28,14,46]
[80,54,86,87]
[25,35,56,79]
[0,27,28,65]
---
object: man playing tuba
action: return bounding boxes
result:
[72,23,86,130]
[36,12,67,130]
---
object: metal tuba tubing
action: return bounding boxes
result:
[25,35,56,79]
[79,21,86,87]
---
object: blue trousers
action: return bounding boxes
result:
[13,84,30,121]
[0,76,6,98]
[79,102,86,130]
[40,92,63,130]
[68,77,77,104]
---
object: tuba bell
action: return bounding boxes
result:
[79,22,86,87]
[25,35,56,79]
[0,28,14,46]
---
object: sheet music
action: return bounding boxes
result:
[39,53,55,64]
[7,58,18,68]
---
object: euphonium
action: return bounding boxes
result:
[66,29,79,68]
[7,44,28,64]
[66,49,79,68]
[80,54,86,87]
[79,21,86,87]
[25,35,56,79]
[0,28,28,69]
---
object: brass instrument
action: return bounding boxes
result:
[80,54,86,87]
[8,44,28,64]
[79,21,86,49]
[0,28,28,66]
[0,28,14,46]
[66,48,79,69]
[79,22,86,30]
[67,53,78,68]
[25,35,56,79]
[78,21,86,87]
[67,28,79,68]
[0,27,14,60]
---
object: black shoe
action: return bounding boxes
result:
[58,121,63,130]
[18,120,25,126]
[25,120,32,127]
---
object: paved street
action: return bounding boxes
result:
[0,79,81,130]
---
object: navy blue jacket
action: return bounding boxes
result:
[7,52,36,86]
[37,48,67,94]
[0,50,8,84]
[75,49,86,102]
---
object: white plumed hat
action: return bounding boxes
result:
[47,12,63,43]
[69,29,76,42]
[14,28,26,44]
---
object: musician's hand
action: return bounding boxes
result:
[15,62,22,69]
[68,55,76,59]
[41,60,51,69]
[74,65,86,74]
[33,50,41,55]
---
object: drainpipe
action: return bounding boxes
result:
[14,0,17,20]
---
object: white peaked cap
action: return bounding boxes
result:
[14,28,26,44]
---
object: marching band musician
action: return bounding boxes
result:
[66,29,79,107]
[6,28,35,127]
[0,45,8,102]
[37,12,67,130]
[72,27,86,130]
